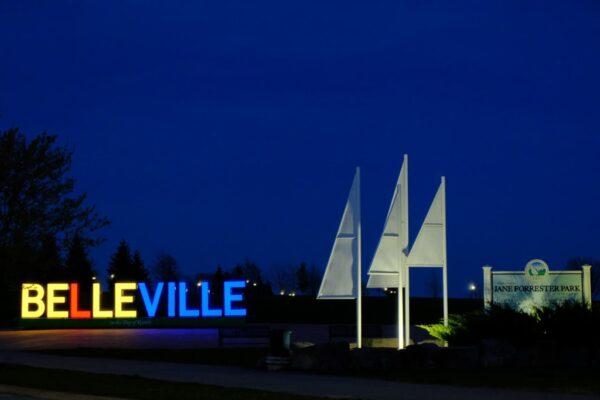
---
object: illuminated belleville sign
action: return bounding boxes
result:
[21,281,247,319]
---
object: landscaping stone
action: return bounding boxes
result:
[290,342,351,372]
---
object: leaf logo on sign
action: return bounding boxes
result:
[525,259,549,281]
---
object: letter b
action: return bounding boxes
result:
[21,283,45,318]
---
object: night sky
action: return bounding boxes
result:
[1,1,599,297]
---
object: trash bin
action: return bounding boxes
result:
[269,329,291,357]
[265,329,292,371]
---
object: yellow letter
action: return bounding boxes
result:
[92,283,113,318]
[21,283,45,318]
[46,283,69,318]
[114,282,137,318]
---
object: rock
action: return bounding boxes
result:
[290,342,351,372]
[291,352,320,370]
[292,341,315,350]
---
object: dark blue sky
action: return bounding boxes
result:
[1,1,599,297]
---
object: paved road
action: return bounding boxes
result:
[0,351,596,400]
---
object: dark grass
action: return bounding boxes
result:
[36,348,600,395]
[37,347,267,368]
[0,363,326,400]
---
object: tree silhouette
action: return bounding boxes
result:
[107,240,132,282]
[37,234,63,282]
[306,264,321,296]
[153,252,180,282]
[107,241,150,283]
[64,234,96,283]
[0,127,108,319]
[131,250,149,283]
[64,234,96,308]
[296,262,309,294]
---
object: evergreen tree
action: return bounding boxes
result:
[107,240,133,282]
[153,253,180,281]
[64,234,96,283]
[212,266,226,306]
[306,264,321,296]
[230,264,244,279]
[296,262,309,294]
[240,260,263,285]
[37,234,63,282]
[0,128,108,318]
[131,250,149,283]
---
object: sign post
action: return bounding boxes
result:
[482,259,592,312]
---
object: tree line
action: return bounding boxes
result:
[1,127,598,320]
[0,127,321,320]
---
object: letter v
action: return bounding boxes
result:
[139,282,164,317]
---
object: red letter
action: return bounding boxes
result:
[70,283,91,319]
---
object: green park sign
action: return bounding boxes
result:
[483,259,592,313]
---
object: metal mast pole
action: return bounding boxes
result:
[356,167,362,348]
[441,177,448,327]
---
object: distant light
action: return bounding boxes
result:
[110,274,115,279]
[383,287,388,292]
[289,291,296,297]
[92,276,97,281]
[252,282,257,287]
[468,283,477,291]
[279,290,285,296]
[196,281,202,287]
[245,279,250,284]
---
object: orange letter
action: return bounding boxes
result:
[70,283,91,319]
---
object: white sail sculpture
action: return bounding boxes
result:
[367,155,409,349]
[317,168,362,348]
[407,177,448,327]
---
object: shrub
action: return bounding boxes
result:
[420,302,597,347]
[533,301,599,343]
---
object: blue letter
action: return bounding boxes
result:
[178,282,199,317]
[224,280,246,317]
[201,282,222,317]
[139,282,163,318]
[167,282,177,317]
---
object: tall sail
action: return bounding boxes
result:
[367,155,409,289]
[317,169,360,300]
[407,177,446,268]
[408,177,448,327]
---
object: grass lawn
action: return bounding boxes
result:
[0,363,325,400]
[374,366,600,395]
[36,348,600,395]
